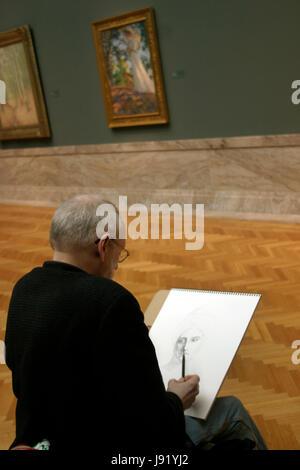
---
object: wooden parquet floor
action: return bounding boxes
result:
[0,203,300,450]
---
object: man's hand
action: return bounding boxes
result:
[167,375,200,410]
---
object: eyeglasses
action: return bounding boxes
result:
[94,238,130,263]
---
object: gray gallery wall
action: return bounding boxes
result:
[1,0,300,149]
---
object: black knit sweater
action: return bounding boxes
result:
[5,261,186,456]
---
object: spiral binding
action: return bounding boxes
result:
[171,288,261,297]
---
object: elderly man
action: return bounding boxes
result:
[5,195,267,456]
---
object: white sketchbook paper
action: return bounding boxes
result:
[149,288,261,420]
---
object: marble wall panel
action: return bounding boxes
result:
[0,135,299,223]
[210,147,300,193]
[114,151,211,191]
[0,155,118,188]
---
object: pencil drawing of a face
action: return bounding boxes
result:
[161,307,216,379]
[174,327,204,362]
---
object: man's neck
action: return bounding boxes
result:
[52,251,88,273]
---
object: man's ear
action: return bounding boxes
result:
[97,234,110,261]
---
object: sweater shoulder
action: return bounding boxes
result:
[11,263,139,313]
[83,274,138,306]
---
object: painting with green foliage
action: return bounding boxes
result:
[0,42,38,129]
[102,21,158,116]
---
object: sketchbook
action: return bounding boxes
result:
[149,288,261,420]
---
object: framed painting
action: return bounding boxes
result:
[92,8,168,128]
[0,25,50,140]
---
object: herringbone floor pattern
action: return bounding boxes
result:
[0,204,300,450]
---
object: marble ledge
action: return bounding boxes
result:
[2,132,300,158]
[0,147,300,193]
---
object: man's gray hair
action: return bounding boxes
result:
[49,194,119,251]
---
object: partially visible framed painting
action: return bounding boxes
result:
[0,25,50,140]
[92,8,168,128]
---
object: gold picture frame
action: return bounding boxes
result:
[0,25,50,140]
[92,8,168,128]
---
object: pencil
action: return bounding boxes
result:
[182,352,185,378]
